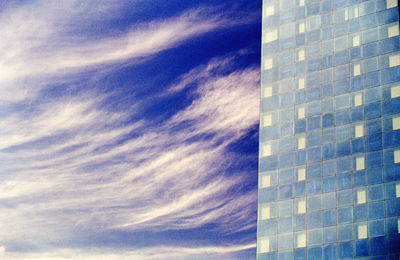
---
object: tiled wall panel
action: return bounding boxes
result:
[257,0,400,258]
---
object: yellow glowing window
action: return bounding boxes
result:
[394,150,400,163]
[354,94,362,106]
[391,86,400,99]
[355,125,364,138]
[259,238,270,253]
[389,55,400,67]
[357,190,366,204]
[356,157,365,170]
[353,64,361,76]
[358,224,367,239]
[298,107,305,119]
[393,117,400,130]
[297,200,306,214]
[298,78,305,89]
[387,0,398,9]
[298,137,306,150]
[263,114,272,127]
[261,175,271,188]
[298,168,306,181]
[262,144,271,157]
[352,35,360,47]
[388,25,399,37]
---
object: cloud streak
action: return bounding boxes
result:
[0,1,260,258]
[0,55,259,254]
[2,243,255,260]
[0,0,252,102]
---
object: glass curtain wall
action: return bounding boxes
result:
[257,0,400,258]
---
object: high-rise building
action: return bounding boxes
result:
[257,0,400,258]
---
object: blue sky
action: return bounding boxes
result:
[0,1,261,259]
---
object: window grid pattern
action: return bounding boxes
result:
[257,0,400,258]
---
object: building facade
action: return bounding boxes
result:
[257,0,400,258]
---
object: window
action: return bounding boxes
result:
[298,168,306,181]
[356,157,364,170]
[259,238,270,253]
[355,125,364,138]
[393,117,400,130]
[298,137,306,150]
[264,57,273,70]
[358,224,367,239]
[296,233,306,248]
[388,25,399,37]
[264,86,272,98]
[264,5,274,16]
[262,175,271,188]
[298,107,305,119]
[264,29,278,43]
[357,190,366,204]
[352,35,360,47]
[391,86,400,99]
[387,0,397,9]
[261,205,271,220]
[398,219,400,233]
[263,114,272,127]
[350,6,359,18]
[299,22,305,33]
[298,78,305,89]
[353,64,361,76]
[262,144,272,157]
[298,49,305,61]
[354,94,362,106]
[297,200,306,214]
[389,55,400,67]
[395,150,400,163]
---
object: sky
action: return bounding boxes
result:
[0,1,261,259]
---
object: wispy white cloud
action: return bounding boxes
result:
[0,56,259,251]
[3,243,255,260]
[0,0,260,257]
[0,0,252,102]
